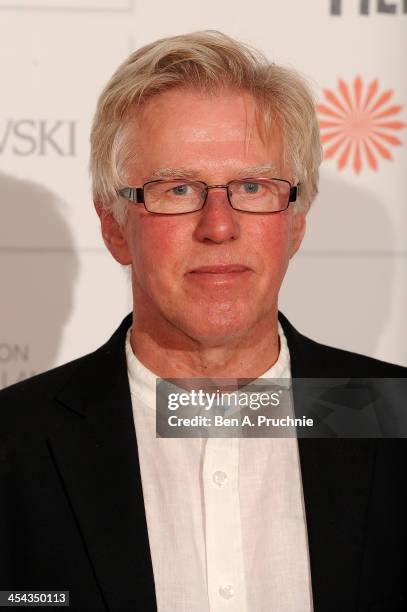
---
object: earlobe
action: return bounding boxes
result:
[289,211,306,259]
[93,199,104,218]
[94,200,132,265]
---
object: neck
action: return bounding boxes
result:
[129,306,280,379]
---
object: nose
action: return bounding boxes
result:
[193,186,241,244]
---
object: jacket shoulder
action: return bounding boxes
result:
[303,334,406,376]
[0,353,88,400]
[278,311,407,377]
[0,351,98,440]
[0,313,132,412]
[0,314,132,440]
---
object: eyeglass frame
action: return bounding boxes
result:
[118,177,300,216]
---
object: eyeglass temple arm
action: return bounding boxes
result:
[289,185,299,203]
[119,187,145,204]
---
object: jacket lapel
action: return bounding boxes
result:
[48,315,157,612]
[279,312,377,611]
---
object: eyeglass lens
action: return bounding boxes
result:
[143,179,290,214]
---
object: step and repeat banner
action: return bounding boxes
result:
[1,0,406,388]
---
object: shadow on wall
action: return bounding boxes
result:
[280,174,397,360]
[0,171,79,390]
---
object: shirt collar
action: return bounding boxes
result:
[126,322,291,406]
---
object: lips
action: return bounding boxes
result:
[189,264,250,274]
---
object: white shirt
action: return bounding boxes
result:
[125,323,313,612]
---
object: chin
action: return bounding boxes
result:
[181,311,255,347]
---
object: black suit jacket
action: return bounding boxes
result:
[0,313,406,612]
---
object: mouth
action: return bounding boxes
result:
[189,264,251,274]
[186,264,252,284]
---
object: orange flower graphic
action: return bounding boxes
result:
[317,77,406,173]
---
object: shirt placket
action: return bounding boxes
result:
[203,436,247,611]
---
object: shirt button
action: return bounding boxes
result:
[219,584,235,599]
[212,470,228,487]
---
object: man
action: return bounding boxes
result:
[0,31,406,612]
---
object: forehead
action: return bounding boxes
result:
[138,88,260,134]
[124,88,285,180]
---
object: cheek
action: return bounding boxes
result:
[250,215,293,269]
[126,214,189,287]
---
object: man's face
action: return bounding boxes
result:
[102,88,306,346]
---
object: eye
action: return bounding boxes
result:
[242,181,262,195]
[169,183,192,196]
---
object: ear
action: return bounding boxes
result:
[289,210,306,259]
[94,200,132,265]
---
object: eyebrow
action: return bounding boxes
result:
[149,167,201,180]
[147,164,279,182]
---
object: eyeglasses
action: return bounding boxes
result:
[118,178,299,215]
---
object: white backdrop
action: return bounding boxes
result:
[1,0,406,389]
